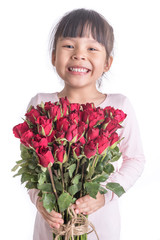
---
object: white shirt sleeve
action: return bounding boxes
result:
[105,96,145,203]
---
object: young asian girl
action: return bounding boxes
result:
[28,8,145,240]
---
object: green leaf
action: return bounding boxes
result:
[71,174,81,185]
[28,162,37,170]
[106,182,125,197]
[11,164,20,172]
[103,163,114,174]
[68,182,82,196]
[21,173,32,184]
[54,178,63,192]
[13,167,28,177]
[92,173,109,183]
[20,144,32,160]
[68,164,76,178]
[25,181,37,189]
[110,153,122,162]
[37,183,52,192]
[58,192,72,212]
[42,193,56,212]
[84,182,100,199]
[38,172,46,185]
[99,186,108,194]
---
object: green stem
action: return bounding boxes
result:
[60,164,65,192]
[48,166,58,202]
[92,155,98,168]
[75,159,80,175]
[67,142,71,161]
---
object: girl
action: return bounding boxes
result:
[28,8,145,240]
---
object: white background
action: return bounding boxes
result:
[0,0,160,239]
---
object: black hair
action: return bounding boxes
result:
[49,8,114,61]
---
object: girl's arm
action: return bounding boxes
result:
[105,96,145,203]
[74,96,145,214]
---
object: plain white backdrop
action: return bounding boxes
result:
[0,0,160,239]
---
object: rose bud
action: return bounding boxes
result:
[106,119,122,134]
[48,104,61,121]
[25,107,41,124]
[84,140,97,158]
[86,127,99,141]
[70,103,80,112]
[59,97,70,116]
[69,112,80,124]
[46,130,56,143]
[56,117,70,132]
[20,130,34,147]
[53,144,66,163]
[36,116,53,136]
[114,109,127,123]
[36,146,54,168]
[109,132,119,146]
[95,135,110,154]
[65,124,78,143]
[13,121,29,138]
[71,142,82,158]
[44,101,55,111]
[31,134,48,149]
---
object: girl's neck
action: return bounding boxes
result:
[57,86,106,105]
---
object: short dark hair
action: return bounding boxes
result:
[49,8,114,62]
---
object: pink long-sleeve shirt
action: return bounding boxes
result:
[28,92,145,240]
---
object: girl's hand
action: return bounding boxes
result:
[36,197,64,229]
[72,192,105,215]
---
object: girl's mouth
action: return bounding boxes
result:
[68,67,90,73]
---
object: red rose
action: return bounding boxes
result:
[20,130,34,147]
[25,107,41,124]
[53,144,66,163]
[81,108,104,128]
[95,135,110,154]
[82,102,95,111]
[103,118,121,134]
[84,140,97,158]
[104,107,127,123]
[109,132,119,146]
[77,122,87,144]
[56,117,70,131]
[55,130,66,144]
[59,97,70,116]
[46,130,56,143]
[65,124,78,142]
[47,104,62,121]
[114,109,127,123]
[71,142,82,157]
[99,128,109,138]
[104,106,115,117]
[31,134,48,149]
[69,112,80,124]
[87,127,99,141]
[44,101,55,111]
[70,103,80,112]
[36,146,54,167]
[13,121,29,138]
[36,116,53,136]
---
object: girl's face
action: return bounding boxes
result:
[52,35,112,89]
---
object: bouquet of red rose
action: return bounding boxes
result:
[12,97,127,240]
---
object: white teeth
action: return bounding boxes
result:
[69,67,88,73]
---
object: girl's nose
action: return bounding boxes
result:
[72,50,86,60]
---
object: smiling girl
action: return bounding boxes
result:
[28,8,145,240]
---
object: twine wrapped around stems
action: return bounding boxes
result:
[52,206,99,240]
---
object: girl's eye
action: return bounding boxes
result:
[88,47,97,51]
[64,45,74,49]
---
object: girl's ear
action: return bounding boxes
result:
[104,56,113,72]
[52,51,56,66]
